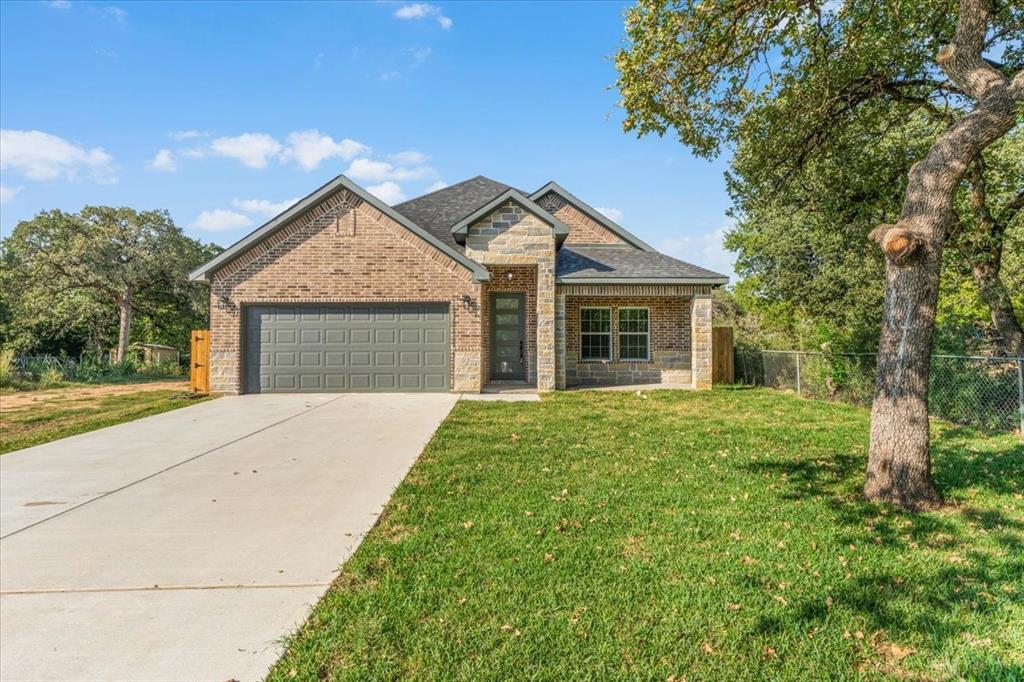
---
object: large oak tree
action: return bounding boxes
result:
[616,0,1023,509]
[2,207,219,361]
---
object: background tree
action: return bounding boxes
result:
[1,207,219,361]
[616,0,1023,509]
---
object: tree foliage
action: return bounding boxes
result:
[1,207,220,359]
[616,0,1023,355]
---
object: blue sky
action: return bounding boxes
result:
[0,0,736,278]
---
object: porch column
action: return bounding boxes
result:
[691,294,713,389]
[554,290,566,389]
[536,254,557,391]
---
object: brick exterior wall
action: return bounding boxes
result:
[563,295,693,387]
[535,191,625,245]
[481,266,537,384]
[465,201,556,390]
[207,187,483,394]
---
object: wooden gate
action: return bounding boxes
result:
[190,329,210,394]
[712,327,734,384]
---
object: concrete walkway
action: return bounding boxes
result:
[0,393,459,682]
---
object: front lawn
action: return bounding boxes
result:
[271,389,1023,681]
[0,382,208,454]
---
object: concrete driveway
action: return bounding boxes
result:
[0,393,459,682]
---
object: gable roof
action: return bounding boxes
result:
[557,245,728,285]
[392,176,513,252]
[188,174,490,282]
[448,188,570,247]
[529,181,655,252]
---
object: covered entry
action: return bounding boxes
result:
[244,304,449,393]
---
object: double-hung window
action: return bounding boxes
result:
[618,307,650,360]
[580,307,611,360]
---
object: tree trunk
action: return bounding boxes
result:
[115,286,133,364]
[972,260,1024,356]
[865,0,1023,510]
[960,167,1024,356]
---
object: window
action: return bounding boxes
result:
[618,308,650,360]
[580,307,611,360]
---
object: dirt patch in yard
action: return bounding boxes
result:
[1,380,190,412]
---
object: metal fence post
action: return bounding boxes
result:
[796,352,802,396]
[1018,358,1023,436]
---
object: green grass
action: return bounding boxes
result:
[269,388,1023,681]
[0,389,210,454]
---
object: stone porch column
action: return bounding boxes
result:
[536,254,556,391]
[691,294,713,389]
[554,290,566,389]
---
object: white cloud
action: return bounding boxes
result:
[210,133,282,169]
[46,1,70,8]
[103,6,127,22]
[346,158,396,182]
[282,129,368,171]
[389,150,429,166]
[168,130,208,141]
[346,157,434,183]
[595,206,623,223]
[232,196,300,217]
[0,129,116,183]
[657,221,736,282]
[0,184,22,204]
[147,148,177,172]
[425,180,448,192]
[313,51,325,69]
[92,46,117,58]
[178,146,207,159]
[191,209,253,232]
[379,69,400,81]
[367,181,406,205]
[409,46,432,63]
[393,3,452,29]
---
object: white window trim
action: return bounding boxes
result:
[617,306,651,361]
[580,306,612,361]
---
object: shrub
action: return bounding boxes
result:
[38,366,66,388]
[0,348,15,387]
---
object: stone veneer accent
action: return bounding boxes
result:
[207,187,483,394]
[690,294,713,389]
[563,295,693,387]
[466,201,556,391]
[535,192,625,245]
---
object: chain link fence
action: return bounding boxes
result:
[735,349,1024,435]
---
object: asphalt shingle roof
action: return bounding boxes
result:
[393,177,726,283]
[556,246,728,282]
[392,176,515,251]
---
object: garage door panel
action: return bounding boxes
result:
[246,303,449,393]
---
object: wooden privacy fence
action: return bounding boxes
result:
[712,327,734,384]
[190,329,210,394]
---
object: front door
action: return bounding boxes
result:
[490,293,525,381]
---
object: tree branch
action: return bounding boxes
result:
[936,0,1010,101]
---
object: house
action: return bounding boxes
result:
[189,175,727,394]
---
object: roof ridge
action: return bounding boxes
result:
[393,175,503,208]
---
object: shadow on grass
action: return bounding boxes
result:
[743,426,1023,677]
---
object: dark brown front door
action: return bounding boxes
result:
[490,293,525,380]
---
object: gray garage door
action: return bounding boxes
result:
[245,304,449,393]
